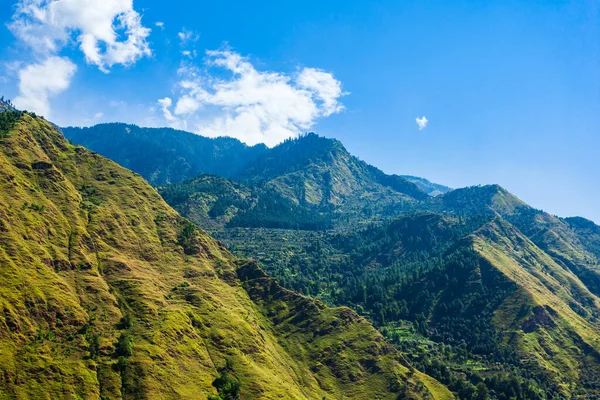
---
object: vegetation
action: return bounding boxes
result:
[0,110,25,135]
[218,214,600,398]
[47,118,600,398]
[0,114,450,399]
[62,123,268,185]
[67,127,432,229]
[159,174,333,230]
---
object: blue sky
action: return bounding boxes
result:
[0,0,598,223]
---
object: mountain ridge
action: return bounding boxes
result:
[0,111,451,399]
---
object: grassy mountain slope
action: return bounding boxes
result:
[471,219,600,395]
[433,185,600,303]
[219,213,600,398]
[62,123,267,185]
[0,113,453,399]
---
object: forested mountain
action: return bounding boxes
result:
[0,111,453,399]
[219,211,600,399]
[158,174,332,230]
[65,124,443,229]
[61,121,600,399]
[156,134,432,230]
[62,123,268,185]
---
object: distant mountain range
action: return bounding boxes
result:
[64,124,442,229]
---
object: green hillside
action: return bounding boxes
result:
[219,214,600,398]
[156,133,431,230]
[61,119,600,399]
[158,174,332,230]
[64,126,441,228]
[62,123,268,185]
[0,112,452,399]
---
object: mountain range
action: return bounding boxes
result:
[1,113,598,399]
[0,105,452,399]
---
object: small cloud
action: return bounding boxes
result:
[174,95,200,115]
[14,56,77,118]
[416,116,428,130]
[156,21,165,29]
[158,97,185,129]
[94,112,104,119]
[178,29,198,43]
[181,50,197,59]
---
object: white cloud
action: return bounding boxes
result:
[416,116,428,130]
[178,29,198,43]
[13,56,77,117]
[181,50,197,59]
[9,0,152,72]
[158,49,347,146]
[174,95,200,115]
[158,97,185,129]
[8,0,151,118]
[155,21,165,29]
[296,68,344,116]
[94,112,104,119]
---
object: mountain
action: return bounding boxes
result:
[212,187,600,398]
[236,133,428,203]
[156,133,430,229]
[63,125,442,228]
[0,112,453,399]
[432,185,600,302]
[401,175,452,196]
[62,123,268,185]
[158,174,332,230]
[62,120,600,398]
[220,211,600,398]
[428,184,528,216]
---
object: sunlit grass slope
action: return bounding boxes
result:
[0,113,451,399]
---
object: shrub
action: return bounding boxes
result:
[115,333,134,357]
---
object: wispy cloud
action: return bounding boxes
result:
[8,0,151,116]
[157,48,348,146]
[178,29,199,44]
[416,116,428,130]
[14,56,76,118]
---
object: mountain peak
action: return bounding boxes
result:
[437,184,528,215]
